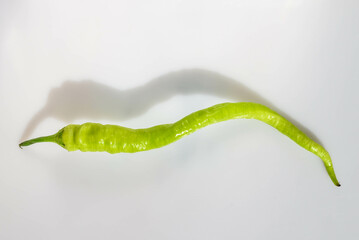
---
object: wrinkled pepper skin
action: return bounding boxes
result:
[20,102,340,186]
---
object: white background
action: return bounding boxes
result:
[1,0,358,239]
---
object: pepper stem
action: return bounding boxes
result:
[19,129,65,149]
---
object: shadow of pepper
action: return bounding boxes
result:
[20,68,322,145]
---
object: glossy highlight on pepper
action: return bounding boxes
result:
[19,102,340,187]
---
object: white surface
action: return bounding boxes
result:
[1,0,358,239]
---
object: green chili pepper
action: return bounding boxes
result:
[19,102,340,186]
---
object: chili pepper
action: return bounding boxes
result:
[19,102,340,186]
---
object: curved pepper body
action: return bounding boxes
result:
[20,102,340,186]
